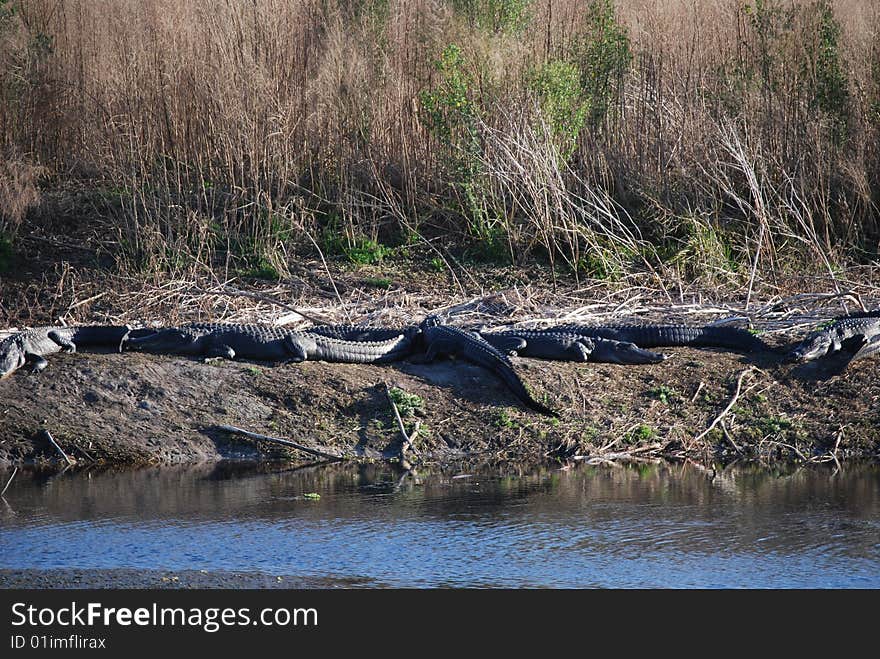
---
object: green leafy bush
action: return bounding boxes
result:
[529,59,588,158]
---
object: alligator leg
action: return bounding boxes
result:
[24,352,50,373]
[282,336,308,363]
[568,340,594,362]
[840,333,867,356]
[47,330,76,353]
[423,338,460,362]
[487,335,528,357]
[855,334,880,361]
[203,342,236,360]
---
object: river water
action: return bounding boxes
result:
[1,462,878,588]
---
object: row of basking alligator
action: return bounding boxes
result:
[1,311,878,417]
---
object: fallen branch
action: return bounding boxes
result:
[1,467,18,497]
[384,383,419,462]
[216,425,345,462]
[694,367,758,443]
[829,427,844,471]
[766,439,809,462]
[39,429,75,466]
[192,285,326,325]
[719,419,743,455]
[72,442,97,464]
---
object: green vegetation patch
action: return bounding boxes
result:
[624,423,657,444]
[364,277,393,289]
[388,387,425,418]
[648,385,678,405]
[493,409,517,429]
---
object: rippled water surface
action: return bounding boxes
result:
[1,462,878,588]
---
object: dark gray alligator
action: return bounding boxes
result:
[787,313,880,363]
[121,322,418,363]
[550,323,769,352]
[479,329,667,364]
[0,325,138,378]
[305,323,419,342]
[419,316,557,416]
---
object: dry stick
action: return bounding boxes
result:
[66,291,107,313]
[719,419,743,455]
[1,467,18,497]
[72,442,96,464]
[694,367,757,443]
[39,430,75,466]
[384,383,417,461]
[301,231,349,322]
[769,440,809,462]
[217,425,344,462]
[830,427,843,472]
[192,285,326,325]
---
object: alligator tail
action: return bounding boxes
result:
[490,359,558,417]
[458,336,558,417]
[313,333,416,363]
[574,325,769,352]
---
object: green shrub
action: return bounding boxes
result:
[570,0,632,128]
[529,59,588,158]
[452,0,530,34]
[419,44,492,238]
[807,0,850,142]
[419,44,480,152]
[344,238,392,265]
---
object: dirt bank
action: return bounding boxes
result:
[1,341,877,468]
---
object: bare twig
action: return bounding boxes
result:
[694,367,758,443]
[830,427,844,472]
[767,440,809,462]
[217,425,345,461]
[385,383,418,461]
[191,285,326,324]
[1,467,18,497]
[300,231,349,321]
[719,419,742,455]
[66,291,107,313]
[71,442,96,464]
[39,429,75,466]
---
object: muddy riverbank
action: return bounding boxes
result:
[1,339,877,468]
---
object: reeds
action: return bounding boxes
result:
[0,0,876,282]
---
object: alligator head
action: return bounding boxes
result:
[122,328,202,355]
[0,336,26,379]
[786,331,835,362]
[588,338,667,365]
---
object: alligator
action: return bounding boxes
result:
[305,323,419,342]
[548,323,769,352]
[121,322,418,363]
[786,314,880,363]
[479,329,667,364]
[0,325,140,379]
[419,316,557,416]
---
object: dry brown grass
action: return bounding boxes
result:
[0,0,877,285]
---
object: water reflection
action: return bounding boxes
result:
[1,462,878,588]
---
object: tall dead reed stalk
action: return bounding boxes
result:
[0,0,875,285]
